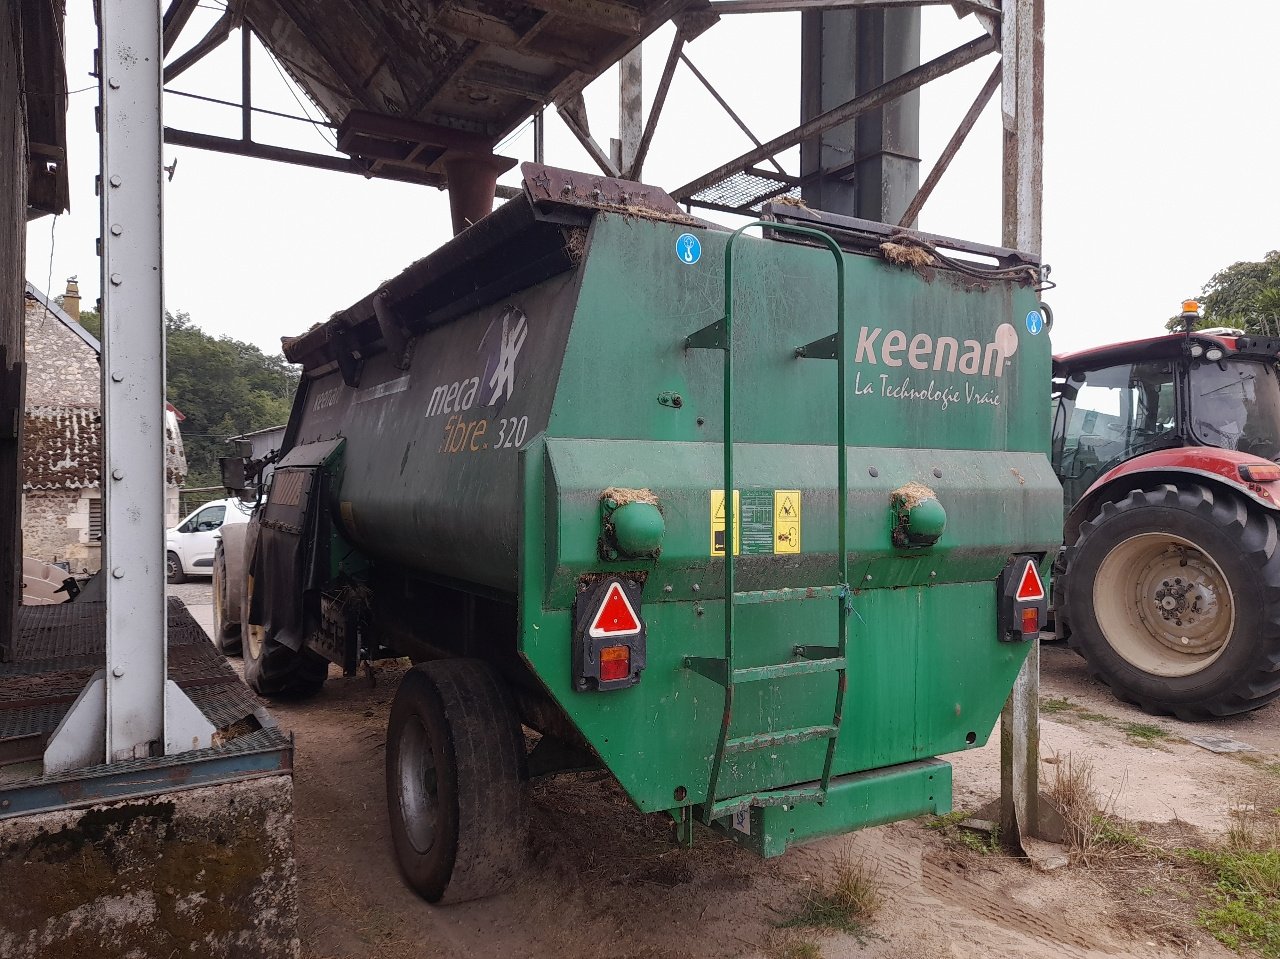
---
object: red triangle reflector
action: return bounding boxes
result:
[1016,560,1045,602]
[589,582,642,638]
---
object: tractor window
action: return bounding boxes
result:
[1054,361,1178,510]
[1189,359,1280,461]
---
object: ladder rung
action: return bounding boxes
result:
[709,786,825,820]
[733,658,845,683]
[725,725,837,755]
[732,584,847,605]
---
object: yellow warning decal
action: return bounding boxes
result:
[773,490,801,554]
[710,490,740,556]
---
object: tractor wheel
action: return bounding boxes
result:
[385,659,528,904]
[241,547,328,698]
[212,523,247,656]
[1065,483,1280,719]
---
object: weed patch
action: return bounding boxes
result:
[1040,697,1077,714]
[1190,846,1280,956]
[926,811,1000,855]
[1121,722,1173,745]
[767,937,822,959]
[780,856,883,937]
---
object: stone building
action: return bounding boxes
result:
[21,280,187,572]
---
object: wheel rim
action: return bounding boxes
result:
[1093,532,1235,677]
[396,714,440,855]
[167,554,179,580]
[245,574,265,661]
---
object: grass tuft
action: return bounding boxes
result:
[1040,696,1077,714]
[780,855,884,937]
[768,938,822,959]
[1121,722,1173,745]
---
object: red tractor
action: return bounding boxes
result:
[1052,303,1280,719]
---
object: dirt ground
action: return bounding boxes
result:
[172,582,1280,959]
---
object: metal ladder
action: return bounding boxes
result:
[684,221,852,825]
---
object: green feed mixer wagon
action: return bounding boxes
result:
[215,164,1061,903]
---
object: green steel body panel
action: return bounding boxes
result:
[711,759,952,857]
[292,200,1058,847]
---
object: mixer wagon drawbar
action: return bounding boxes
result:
[216,164,1061,903]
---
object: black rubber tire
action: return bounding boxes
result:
[385,660,529,904]
[212,524,246,656]
[166,550,187,585]
[1065,483,1280,719]
[241,523,328,698]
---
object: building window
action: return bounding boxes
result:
[89,497,103,541]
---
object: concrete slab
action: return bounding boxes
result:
[0,775,298,958]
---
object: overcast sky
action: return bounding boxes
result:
[25,2,1280,360]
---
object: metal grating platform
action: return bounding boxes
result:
[0,598,291,816]
[688,170,801,216]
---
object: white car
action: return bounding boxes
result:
[166,497,251,584]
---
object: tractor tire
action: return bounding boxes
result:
[166,550,187,585]
[1065,483,1280,719]
[241,523,328,698]
[386,659,529,904]
[212,523,247,656]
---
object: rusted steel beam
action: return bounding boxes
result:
[161,0,200,56]
[163,127,447,187]
[556,99,621,177]
[163,7,236,83]
[270,0,381,112]
[464,61,556,102]
[629,30,685,179]
[898,60,1000,227]
[522,0,643,33]
[674,33,996,201]
[680,53,786,176]
[614,48,643,174]
[335,110,495,155]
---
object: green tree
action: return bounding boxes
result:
[77,308,102,341]
[163,311,297,488]
[1166,251,1280,333]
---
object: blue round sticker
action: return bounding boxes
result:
[1026,310,1044,335]
[676,233,701,265]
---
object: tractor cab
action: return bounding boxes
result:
[1052,321,1280,512]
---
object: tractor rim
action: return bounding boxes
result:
[396,714,440,855]
[1094,532,1234,677]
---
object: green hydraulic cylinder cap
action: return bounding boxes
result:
[611,501,666,557]
[890,487,947,549]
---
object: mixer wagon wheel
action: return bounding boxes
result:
[1065,483,1280,719]
[241,571,328,697]
[386,659,529,904]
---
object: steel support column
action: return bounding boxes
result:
[45,0,211,772]
[998,0,1045,851]
[612,47,643,175]
[800,6,920,223]
[100,0,170,762]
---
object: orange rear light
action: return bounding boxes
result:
[1021,607,1040,635]
[1240,463,1280,483]
[599,645,631,682]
